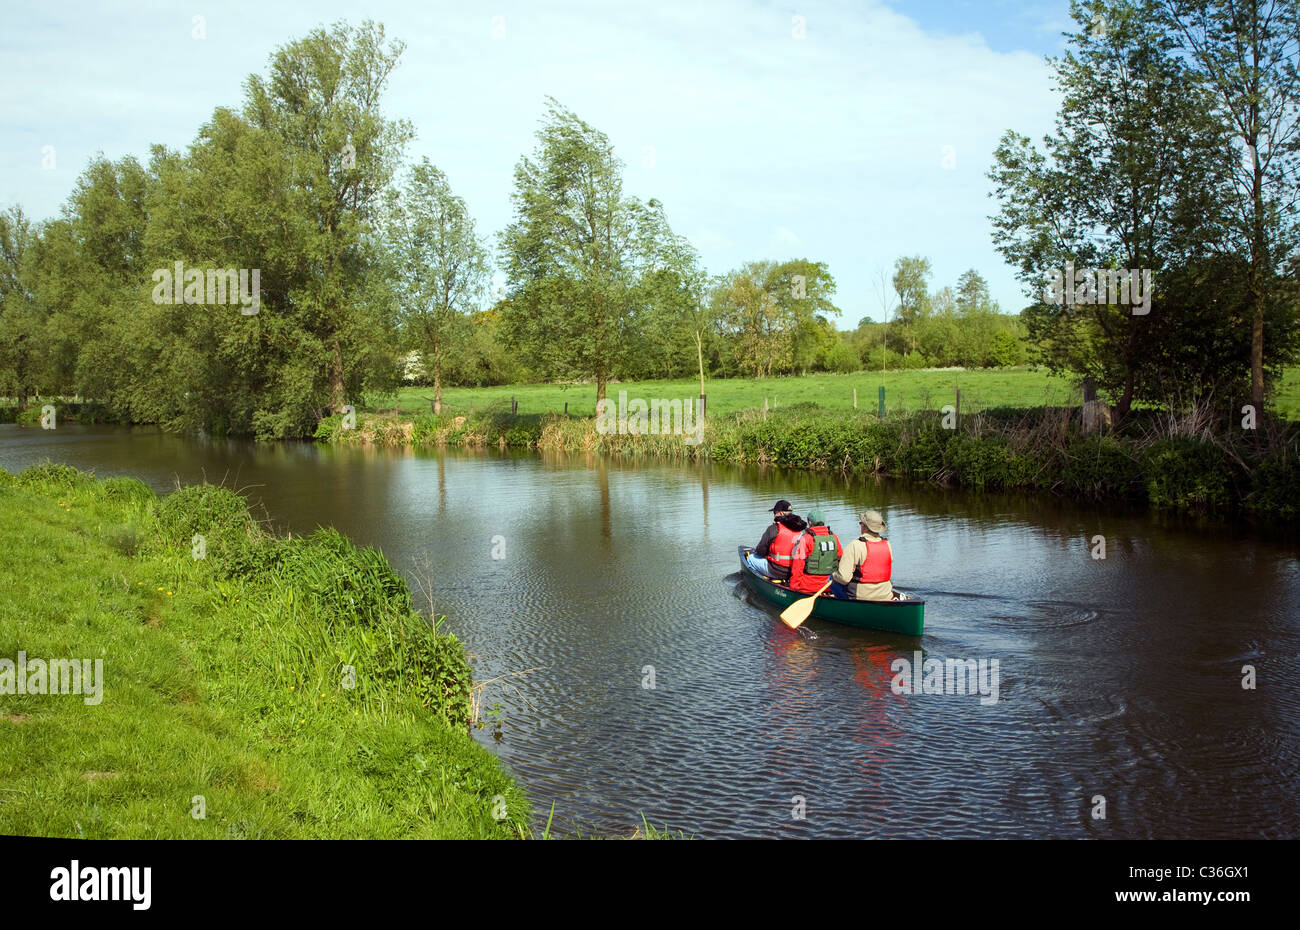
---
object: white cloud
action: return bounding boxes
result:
[0,0,1062,323]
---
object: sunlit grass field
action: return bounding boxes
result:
[386,366,1300,420]
[388,367,1079,418]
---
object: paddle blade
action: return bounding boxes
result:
[780,596,817,629]
[779,578,833,629]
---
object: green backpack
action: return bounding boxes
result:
[799,529,839,575]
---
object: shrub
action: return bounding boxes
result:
[380,619,474,728]
[16,462,92,490]
[896,422,951,478]
[313,414,344,443]
[74,403,112,425]
[988,331,1024,368]
[945,434,1013,488]
[153,484,265,576]
[1143,438,1237,511]
[1245,450,1300,519]
[1060,436,1144,499]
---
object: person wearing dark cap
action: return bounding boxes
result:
[789,508,844,595]
[745,499,796,579]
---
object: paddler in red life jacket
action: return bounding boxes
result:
[788,508,844,594]
[765,512,808,584]
[832,509,894,601]
[745,499,795,579]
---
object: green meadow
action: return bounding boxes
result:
[0,465,528,839]
[385,366,1300,420]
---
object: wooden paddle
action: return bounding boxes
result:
[780,576,834,629]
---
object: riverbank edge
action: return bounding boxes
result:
[313,405,1300,521]
[0,463,530,839]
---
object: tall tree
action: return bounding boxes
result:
[990,0,1238,418]
[774,259,840,373]
[0,206,43,406]
[633,221,719,395]
[386,158,489,414]
[713,262,786,378]
[499,98,663,403]
[242,19,413,415]
[891,255,931,357]
[1158,0,1300,413]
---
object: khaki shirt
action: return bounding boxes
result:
[833,534,893,601]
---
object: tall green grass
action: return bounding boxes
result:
[0,464,528,838]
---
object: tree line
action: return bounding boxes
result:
[2,2,1297,438]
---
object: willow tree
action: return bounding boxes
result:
[891,256,931,358]
[499,99,665,403]
[386,158,489,414]
[0,206,43,406]
[712,262,787,378]
[241,20,413,416]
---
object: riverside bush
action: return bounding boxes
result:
[1060,436,1144,499]
[1245,450,1300,519]
[1143,438,1237,511]
[313,414,343,442]
[945,434,1014,488]
[896,423,952,479]
[153,483,266,576]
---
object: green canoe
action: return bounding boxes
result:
[738,546,925,636]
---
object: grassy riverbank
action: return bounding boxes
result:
[0,464,528,838]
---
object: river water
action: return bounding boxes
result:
[2,423,1297,838]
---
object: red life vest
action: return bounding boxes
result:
[852,536,892,584]
[789,525,843,593]
[766,523,799,580]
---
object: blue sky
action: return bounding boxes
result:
[0,0,1077,325]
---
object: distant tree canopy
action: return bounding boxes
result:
[6,11,1287,437]
[846,265,1026,372]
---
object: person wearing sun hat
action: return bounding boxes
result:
[833,509,894,601]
